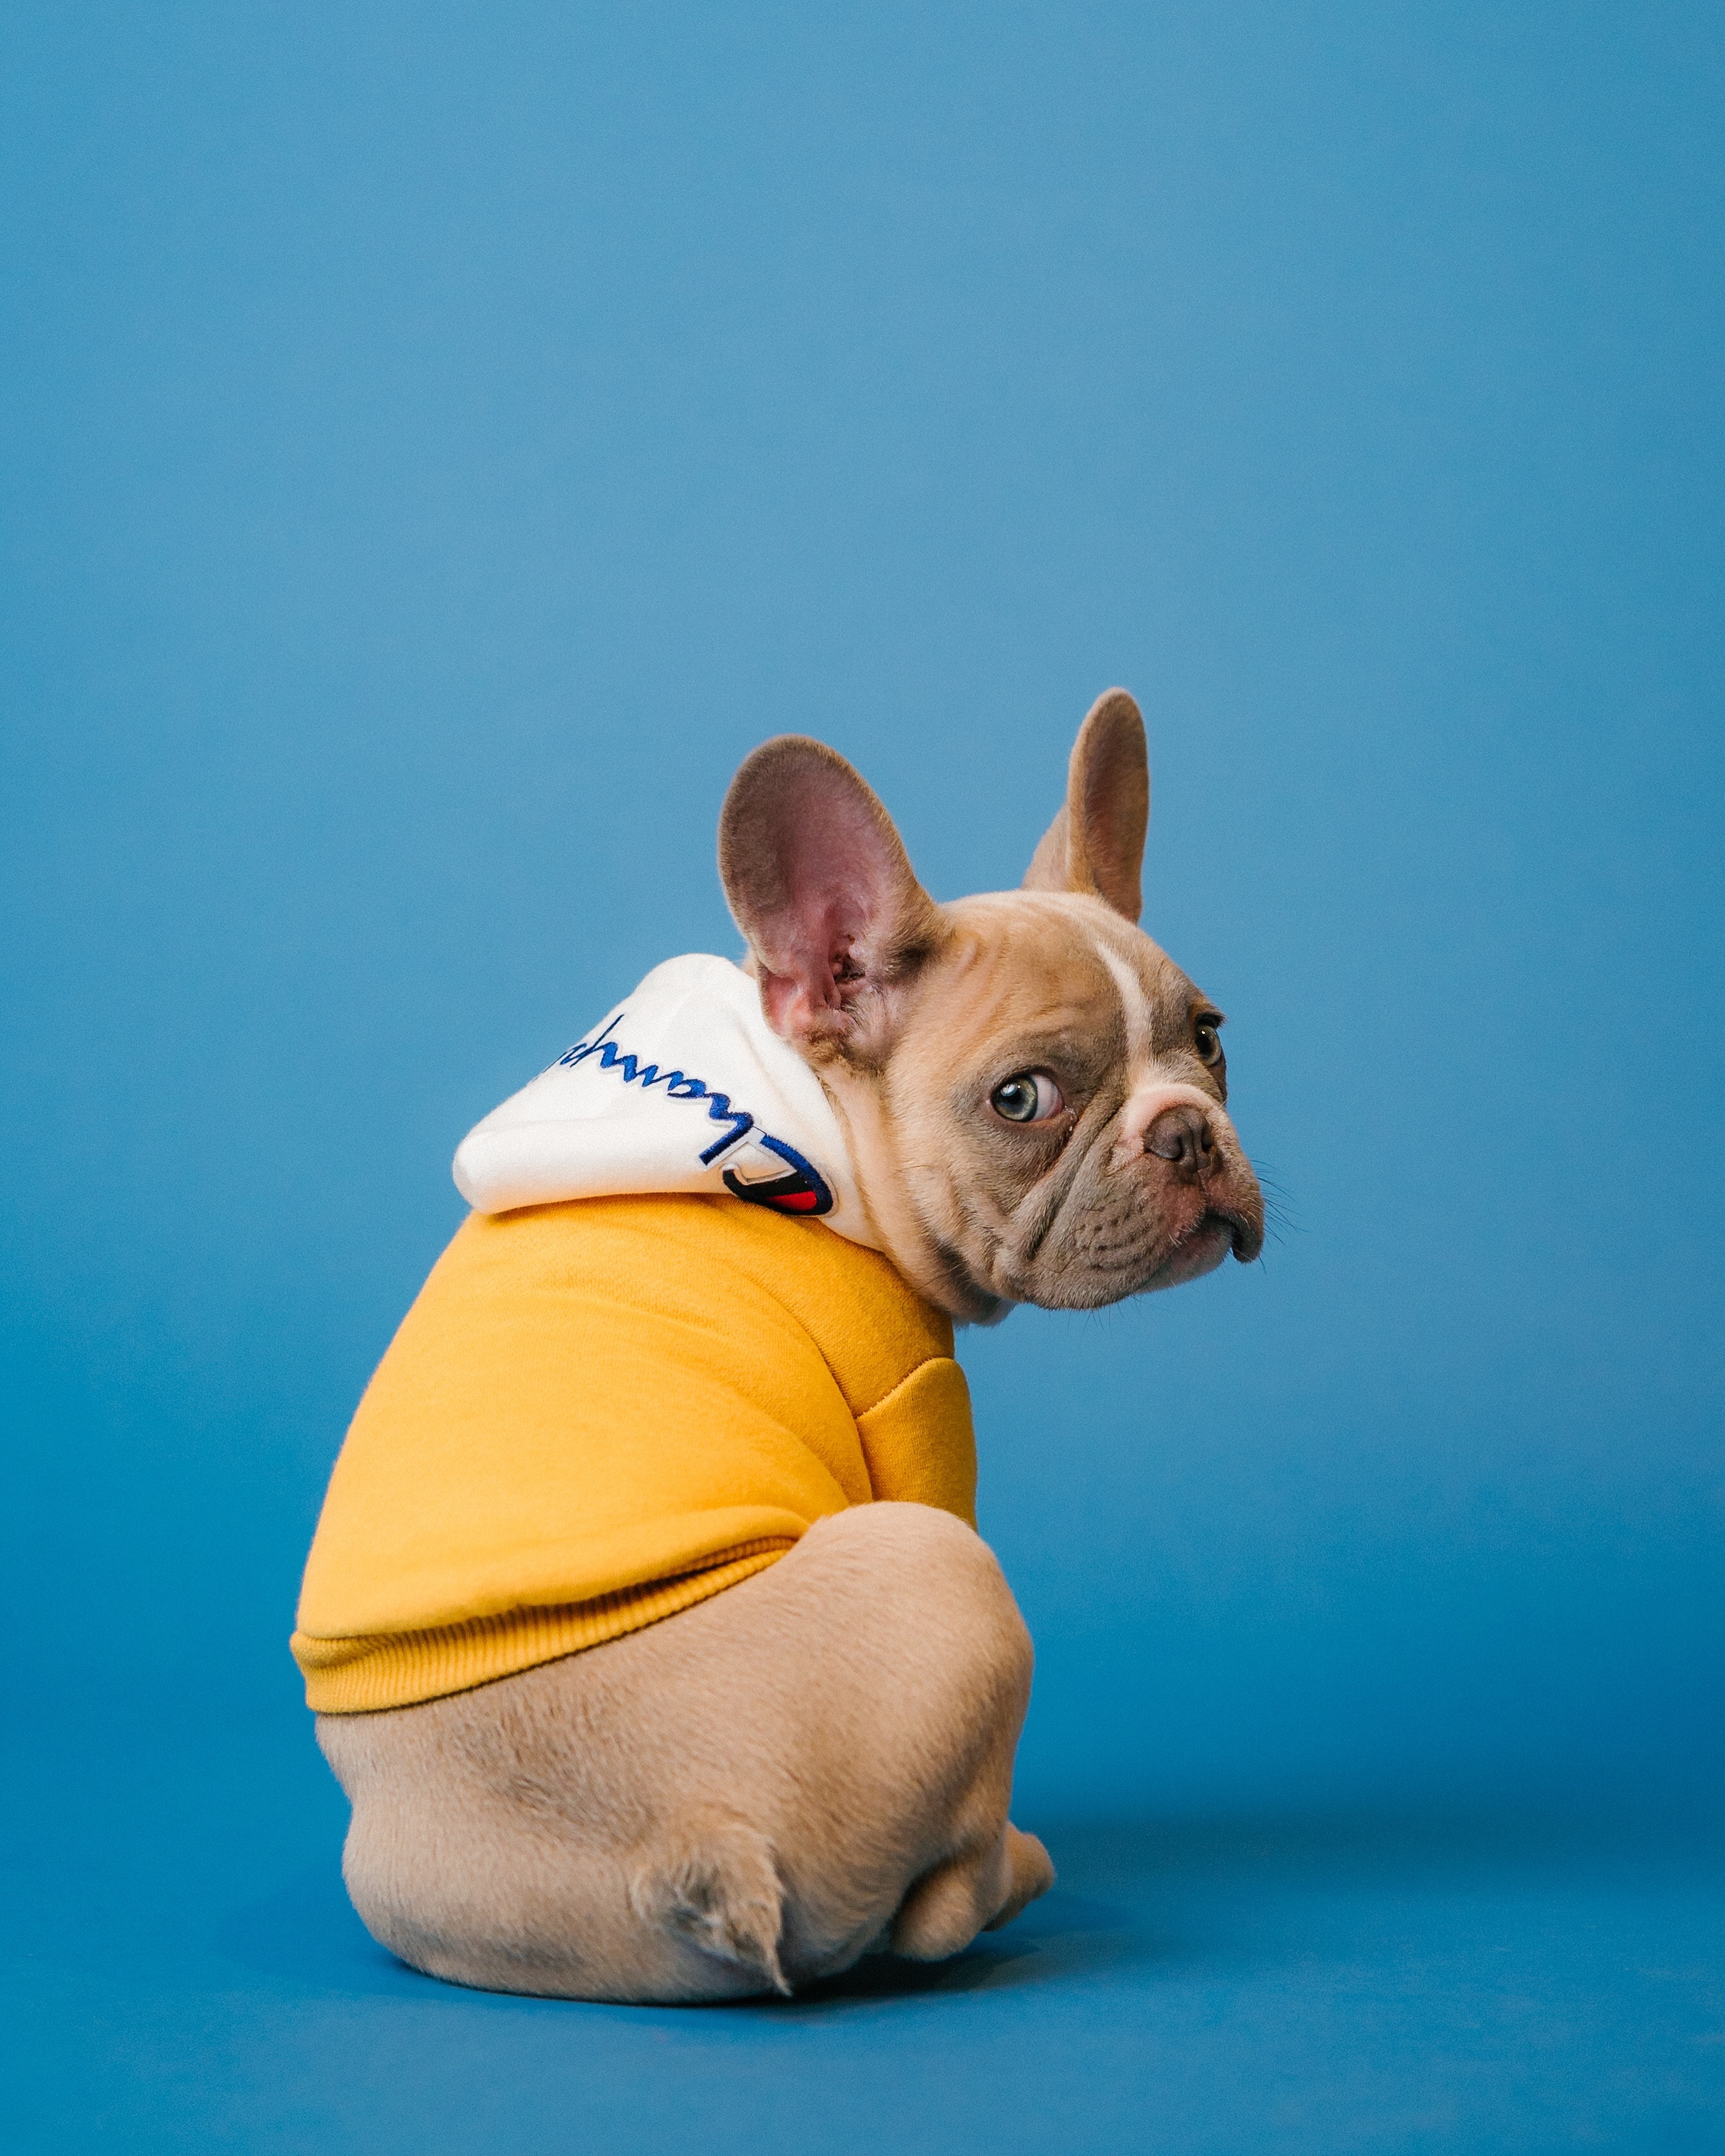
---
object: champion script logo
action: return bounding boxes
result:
[556,1015,835,1218]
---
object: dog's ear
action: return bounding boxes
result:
[1022,689,1150,923]
[720,735,941,1056]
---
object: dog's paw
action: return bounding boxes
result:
[983,1824,1055,1932]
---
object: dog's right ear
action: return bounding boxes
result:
[719,736,941,1059]
[1022,689,1150,923]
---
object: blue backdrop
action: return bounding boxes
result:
[4,7,1722,2150]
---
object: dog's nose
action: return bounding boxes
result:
[1144,1103,1214,1179]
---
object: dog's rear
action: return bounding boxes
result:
[323,1505,1047,1999]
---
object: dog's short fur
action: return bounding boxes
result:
[320,691,1262,2001]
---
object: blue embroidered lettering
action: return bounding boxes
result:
[558,1013,622,1068]
[557,1013,759,1169]
[698,1091,753,1161]
[592,1043,655,1085]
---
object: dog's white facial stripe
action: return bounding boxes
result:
[1094,937,1156,1078]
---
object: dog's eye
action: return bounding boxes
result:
[990,1072,1063,1124]
[1194,1020,1223,1066]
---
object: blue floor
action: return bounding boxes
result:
[6,1722,1723,2155]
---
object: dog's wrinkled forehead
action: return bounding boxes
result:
[913,890,1201,1092]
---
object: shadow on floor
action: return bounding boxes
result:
[215,1863,1154,2008]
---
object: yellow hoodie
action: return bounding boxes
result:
[289,953,979,1707]
[292,1191,976,1714]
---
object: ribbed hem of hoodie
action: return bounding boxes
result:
[291,1539,795,1714]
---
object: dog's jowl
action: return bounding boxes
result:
[295,690,1264,2002]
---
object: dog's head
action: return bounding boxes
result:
[719,691,1264,1323]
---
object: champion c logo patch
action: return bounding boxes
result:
[722,1134,835,1218]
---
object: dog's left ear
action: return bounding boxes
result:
[1022,689,1150,923]
[720,736,942,1056]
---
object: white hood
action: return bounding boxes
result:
[452,954,880,1249]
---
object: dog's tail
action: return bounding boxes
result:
[627,1810,789,1996]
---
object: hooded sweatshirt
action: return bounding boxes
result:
[291,955,977,1714]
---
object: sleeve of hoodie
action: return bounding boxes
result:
[854,1356,978,1525]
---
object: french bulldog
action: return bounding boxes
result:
[314,689,1263,2000]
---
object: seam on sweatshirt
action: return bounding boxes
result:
[852,1353,958,1423]
[294,1538,795,1715]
